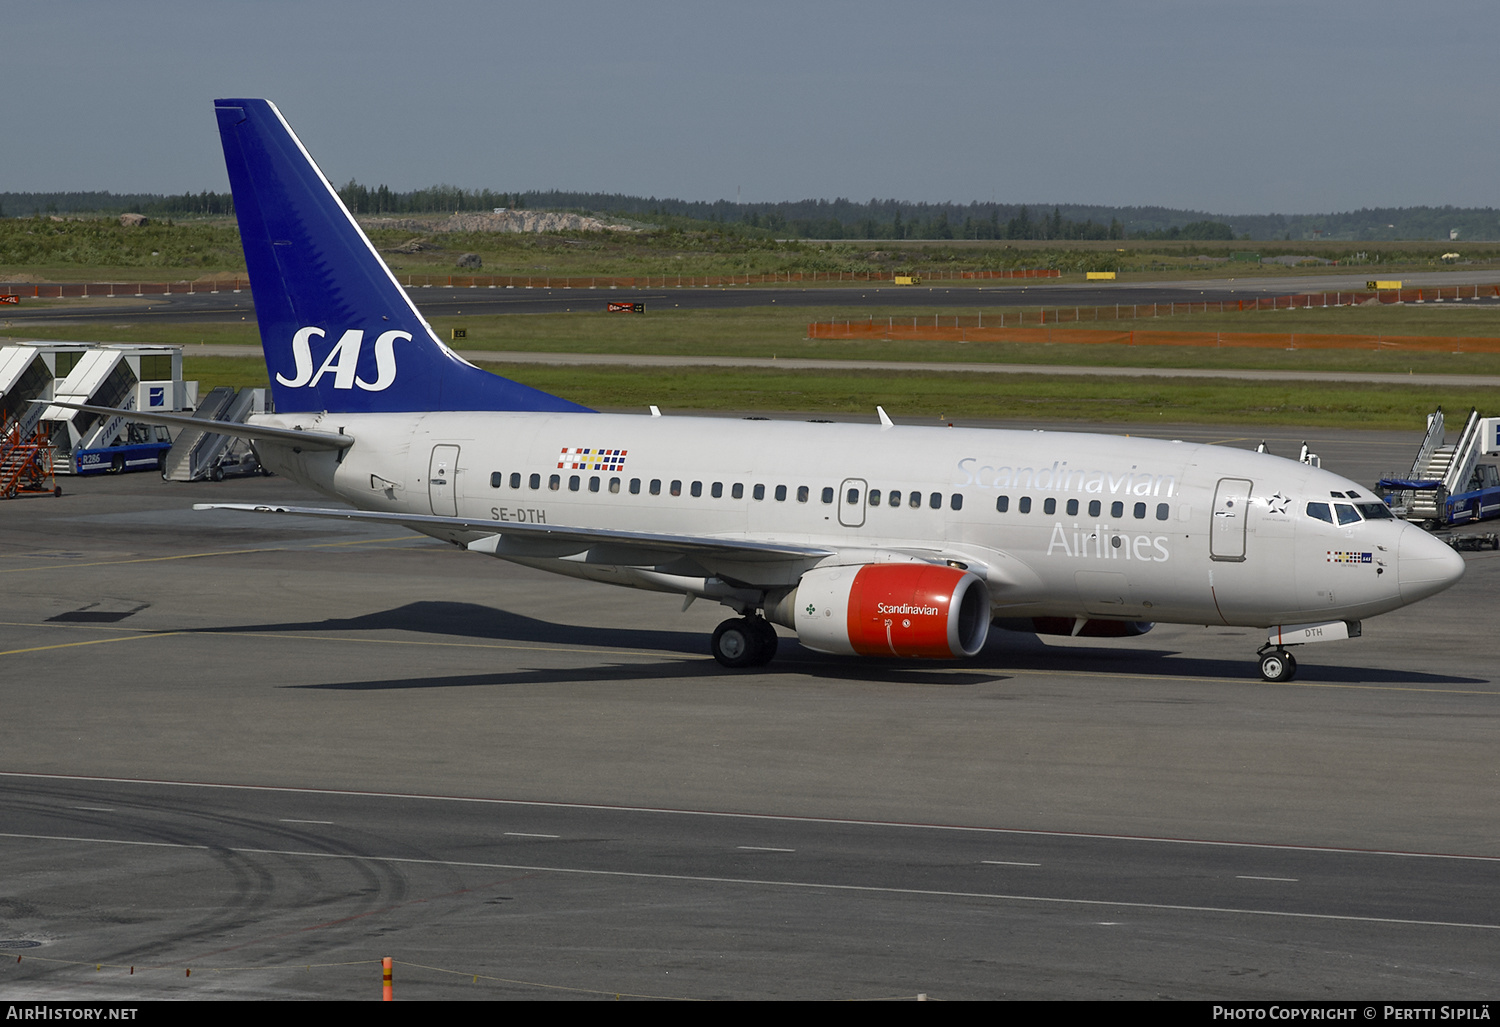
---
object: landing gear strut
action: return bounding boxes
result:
[711,616,779,669]
[1257,646,1297,683]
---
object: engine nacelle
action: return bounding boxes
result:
[772,563,991,658]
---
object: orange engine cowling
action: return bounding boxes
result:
[784,563,991,658]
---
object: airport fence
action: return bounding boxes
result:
[0,279,249,299]
[0,267,1060,299]
[393,268,1060,289]
[808,283,1500,352]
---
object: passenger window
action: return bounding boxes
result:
[1133,502,1146,519]
[929,492,941,509]
[1088,500,1101,517]
[732,483,743,500]
[529,473,541,490]
[711,482,723,498]
[548,474,560,491]
[909,491,921,509]
[1043,498,1056,515]
[1306,502,1332,523]
[589,476,600,493]
[490,472,503,488]
[609,477,621,494]
[510,472,521,489]
[753,484,765,500]
[1066,499,1078,516]
[1156,503,1169,521]
[1111,501,1124,518]
[569,475,581,492]
[846,488,860,505]
[869,489,881,506]
[821,487,834,504]
[950,494,962,511]
[629,478,641,494]
[775,484,787,501]
[1335,503,1361,525]
[996,495,1009,513]
[650,479,661,495]
[691,481,703,498]
[797,486,809,503]
[1019,496,1032,514]
[889,490,902,507]
[671,480,682,496]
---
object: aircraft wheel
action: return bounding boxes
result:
[748,617,778,666]
[712,618,763,669]
[1259,650,1297,683]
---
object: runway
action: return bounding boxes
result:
[1,424,1498,999]
[8,268,1500,326]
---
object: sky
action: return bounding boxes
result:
[6,1,1497,215]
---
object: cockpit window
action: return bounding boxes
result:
[1329,491,1346,498]
[1335,503,1361,525]
[1306,502,1333,524]
[1357,502,1394,520]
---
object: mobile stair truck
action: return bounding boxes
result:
[0,343,96,497]
[1379,407,1500,541]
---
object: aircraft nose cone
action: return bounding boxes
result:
[1397,528,1465,603]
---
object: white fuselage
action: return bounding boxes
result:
[248,410,1464,632]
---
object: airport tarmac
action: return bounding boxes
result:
[1,424,1498,1000]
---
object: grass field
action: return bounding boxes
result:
[8,216,1500,281]
[4,280,1498,430]
[165,354,1495,431]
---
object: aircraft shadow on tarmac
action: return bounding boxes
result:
[190,600,1487,691]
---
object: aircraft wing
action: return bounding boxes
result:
[194,502,836,560]
[33,400,354,451]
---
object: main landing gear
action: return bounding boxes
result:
[711,616,779,668]
[1257,645,1297,683]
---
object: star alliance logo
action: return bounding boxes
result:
[1266,492,1291,515]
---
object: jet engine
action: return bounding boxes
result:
[769,563,991,658]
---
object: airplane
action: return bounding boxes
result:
[46,99,1466,682]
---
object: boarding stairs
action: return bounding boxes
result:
[0,417,57,499]
[161,387,262,481]
[1391,408,1483,524]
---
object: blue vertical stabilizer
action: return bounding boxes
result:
[214,99,589,414]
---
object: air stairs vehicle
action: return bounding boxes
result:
[161,386,270,482]
[33,344,198,475]
[1379,407,1500,528]
[0,418,60,499]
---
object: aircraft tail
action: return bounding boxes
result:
[213,98,589,415]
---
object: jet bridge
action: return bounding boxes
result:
[34,344,197,474]
[1380,407,1500,527]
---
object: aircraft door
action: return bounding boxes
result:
[428,444,460,516]
[1210,477,1252,561]
[838,478,867,528]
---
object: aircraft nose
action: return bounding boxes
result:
[1397,528,1465,603]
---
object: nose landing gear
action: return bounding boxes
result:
[1257,645,1298,682]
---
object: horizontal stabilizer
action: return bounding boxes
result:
[34,400,353,450]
